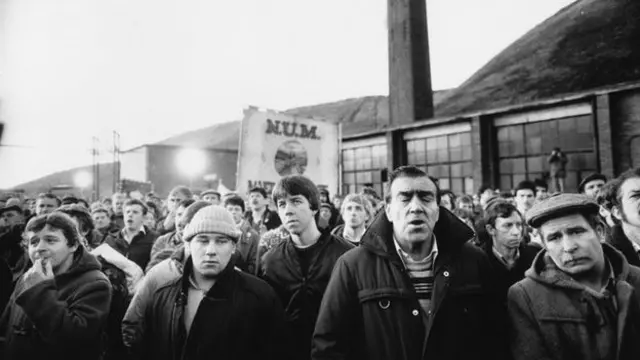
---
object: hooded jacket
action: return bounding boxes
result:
[508,243,640,360]
[0,246,112,360]
[312,207,507,360]
[132,257,290,360]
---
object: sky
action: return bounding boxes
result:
[0,0,576,188]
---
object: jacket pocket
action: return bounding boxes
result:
[358,288,422,324]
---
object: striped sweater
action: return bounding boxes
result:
[394,236,438,313]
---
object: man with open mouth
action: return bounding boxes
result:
[312,165,507,360]
[508,193,640,359]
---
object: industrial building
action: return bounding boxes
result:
[119,0,640,197]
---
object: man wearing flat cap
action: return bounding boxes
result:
[579,173,607,199]
[126,205,289,360]
[508,193,640,360]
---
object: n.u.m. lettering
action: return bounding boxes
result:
[266,119,321,140]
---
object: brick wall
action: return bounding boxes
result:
[610,89,640,173]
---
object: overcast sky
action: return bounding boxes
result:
[0,0,575,188]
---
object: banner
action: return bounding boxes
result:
[236,107,341,197]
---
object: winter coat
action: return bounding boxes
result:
[105,226,158,271]
[147,231,181,272]
[122,246,186,351]
[0,258,11,315]
[86,228,114,250]
[97,257,130,360]
[607,225,640,267]
[261,232,354,360]
[0,246,112,360]
[508,243,640,360]
[130,257,290,360]
[246,208,282,234]
[231,221,260,275]
[482,241,541,307]
[311,208,508,360]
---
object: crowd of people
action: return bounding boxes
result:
[0,165,640,359]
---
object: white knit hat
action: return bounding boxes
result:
[182,205,241,242]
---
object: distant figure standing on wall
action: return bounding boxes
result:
[547,147,568,193]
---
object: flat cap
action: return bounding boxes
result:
[578,173,607,193]
[526,193,599,228]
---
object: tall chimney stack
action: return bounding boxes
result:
[388,0,434,124]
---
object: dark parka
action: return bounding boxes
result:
[311,208,508,360]
[0,246,113,360]
[508,243,640,360]
[134,257,290,360]
[607,225,640,267]
[261,232,354,360]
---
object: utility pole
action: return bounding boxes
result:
[112,131,121,194]
[92,136,100,201]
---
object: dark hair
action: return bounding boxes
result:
[37,193,61,207]
[145,201,160,218]
[597,180,620,225]
[57,205,94,234]
[533,178,548,191]
[499,191,514,199]
[26,212,83,247]
[124,199,148,215]
[272,175,320,211]
[77,199,89,209]
[484,201,522,228]
[439,189,456,209]
[224,196,245,213]
[610,167,640,211]
[61,196,79,206]
[385,166,440,203]
[178,199,196,210]
[515,180,536,195]
[179,201,211,229]
[249,187,268,199]
[169,186,193,199]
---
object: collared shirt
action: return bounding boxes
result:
[122,225,146,244]
[185,275,209,334]
[492,245,520,270]
[394,235,438,313]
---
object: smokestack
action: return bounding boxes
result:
[388,0,434,124]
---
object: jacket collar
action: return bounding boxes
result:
[181,255,238,300]
[360,206,475,260]
[525,242,631,289]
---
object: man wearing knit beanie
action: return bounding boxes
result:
[125,205,290,360]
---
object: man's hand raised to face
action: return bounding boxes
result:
[22,257,54,290]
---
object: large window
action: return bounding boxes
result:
[407,132,474,194]
[342,143,387,196]
[497,114,597,192]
